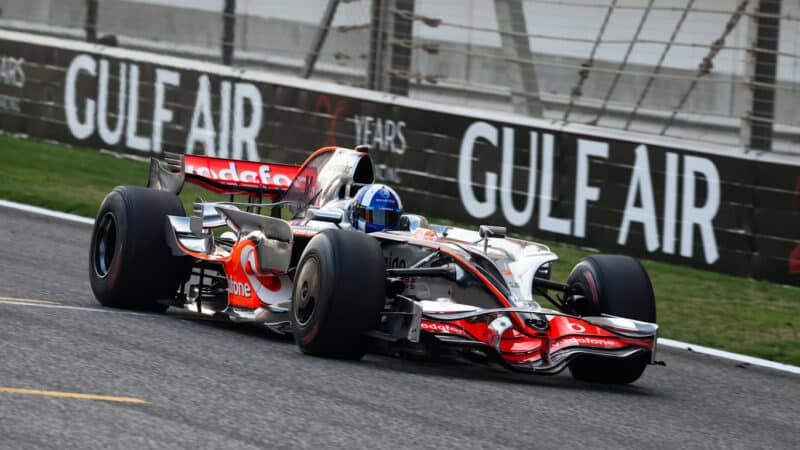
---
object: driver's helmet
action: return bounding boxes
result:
[351,184,403,233]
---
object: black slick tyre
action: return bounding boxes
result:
[566,255,656,384]
[291,229,386,360]
[89,186,189,311]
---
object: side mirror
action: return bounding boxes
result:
[307,208,343,224]
[479,225,507,239]
[398,214,430,231]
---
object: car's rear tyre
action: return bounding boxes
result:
[89,186,189,311]
[291,229,386,360]
[566,255,655,384]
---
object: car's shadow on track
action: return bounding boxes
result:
[168,311,657,396]
[167,310,295,341]
[360,354,658,396]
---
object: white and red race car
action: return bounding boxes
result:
[89,146,660,384]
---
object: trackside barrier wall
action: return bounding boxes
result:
[0,30,798,285]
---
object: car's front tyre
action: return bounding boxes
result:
[566,255,656,384]
[291,229,386,360]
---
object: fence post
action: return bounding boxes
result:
[367,0,388,90]
[388,0,414,96]
[494,0,543,117]
[301,0,341,79]
[85,0,98,43]
[222,0,236,66]
[368,0,414,95]
[747,0,781,151]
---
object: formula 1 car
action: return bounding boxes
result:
[89,146,660,384]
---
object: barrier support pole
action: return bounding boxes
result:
[494,0,543,117]
[85,0,98,43]
[747,0,781,151]
[302,0,341,79]
[222,0,236,66]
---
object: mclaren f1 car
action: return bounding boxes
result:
[89,146,660,384]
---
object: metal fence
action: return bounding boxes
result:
[1,0,799,155]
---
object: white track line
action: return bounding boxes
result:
[0,199,95,225]
[0,299,150,317]
[1,198,798,375]
[658,338,800,375]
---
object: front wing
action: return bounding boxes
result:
[418,307,658,374]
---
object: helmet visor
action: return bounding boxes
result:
[364,209,401,228]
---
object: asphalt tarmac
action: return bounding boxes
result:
[0,206,797,449]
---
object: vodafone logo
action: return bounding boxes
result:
[227,276,252,297]
[241,245,260,280]
[238,244,285,304]
[568,323,586,333]
[185,161,292,187]
[225,245,261,299]
[421,322,467,337]
[550,336,619,352]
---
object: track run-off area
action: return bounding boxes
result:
[0,204,798,449]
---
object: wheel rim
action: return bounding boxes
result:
[294,256,321,327]
[94,212,117,278]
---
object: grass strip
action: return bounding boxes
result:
[1,133,797,365]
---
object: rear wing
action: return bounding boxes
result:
[148,153,300,200]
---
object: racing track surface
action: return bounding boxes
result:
[0,206,798,449]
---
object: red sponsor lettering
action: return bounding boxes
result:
[184,155,298,191]
[227,276,252,298]
[550,336,621,352]
[421,321,468,337]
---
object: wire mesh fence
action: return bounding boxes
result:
[0,0,798,154]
